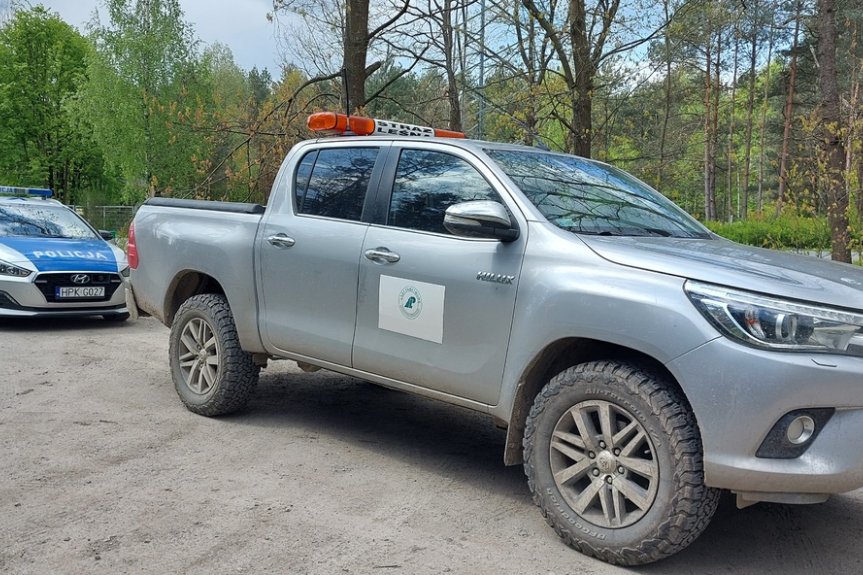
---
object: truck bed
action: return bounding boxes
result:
[131,199,266,353]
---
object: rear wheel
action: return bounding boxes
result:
[524,360,719,565]
[169,294,258,416]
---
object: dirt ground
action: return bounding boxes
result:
[3,316,863,575]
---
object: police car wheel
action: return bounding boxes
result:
[523,360,719,565]
[169,293,259,416]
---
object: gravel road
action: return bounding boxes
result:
[3,316,863,574]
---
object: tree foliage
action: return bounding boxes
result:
[78,0,209,201]
[0,6,107,203]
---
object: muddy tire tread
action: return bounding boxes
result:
[170,294,258,416]
[523,360,720,565]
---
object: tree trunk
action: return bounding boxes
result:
[441,0,462,131]
[522,0,620,159]
[727,23,739,221]
[709,29,721,220]
[569,0,593,157]
[757,22,774,214]
[858,150,863,224]
[657,0,673,191]
[847,58,858,221]
[512,1,543,146]
[144,93,158,197]
[343,0,370,112]
[572,81,593,157]
[776,1,801,215]
[849,24,862,222]
[704,27,714,220]
[741,0,759,220]
[817,0,851,262]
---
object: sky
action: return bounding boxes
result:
[33,0,284,74]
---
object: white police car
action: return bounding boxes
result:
[0,186,130,321]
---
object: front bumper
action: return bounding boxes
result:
[668,337,863,497]
[0,271,128,318]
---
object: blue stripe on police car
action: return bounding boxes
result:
[0,237,119,272]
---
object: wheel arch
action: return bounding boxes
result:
[502,337,693,466]
[162,270,226,326]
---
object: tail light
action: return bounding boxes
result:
[127,222,139,269]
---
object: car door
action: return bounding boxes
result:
[352,144,527,405]
[258,143,385,366]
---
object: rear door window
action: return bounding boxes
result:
[294,147,379,221]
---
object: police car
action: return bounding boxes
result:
[0,186,130,320]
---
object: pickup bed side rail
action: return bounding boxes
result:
[144,197,266,215]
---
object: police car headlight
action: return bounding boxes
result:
[0,260,32,277]
[120,265,130,278]
[686,280,863,358]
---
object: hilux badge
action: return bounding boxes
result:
[476,271,515,285]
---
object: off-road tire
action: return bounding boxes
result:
[524,360,719,565]
[169,294,259,416]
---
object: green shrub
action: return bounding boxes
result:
[705,215,831,251]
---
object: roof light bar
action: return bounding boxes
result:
[0,185,53,198]
[308,112,465,139]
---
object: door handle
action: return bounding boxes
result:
[267,233,296,248]
[364,247,400,263]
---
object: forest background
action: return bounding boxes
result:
[1,0,861,261]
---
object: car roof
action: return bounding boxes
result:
[306,134,537,152]
[301,135,602,165]
[0,196,66,207]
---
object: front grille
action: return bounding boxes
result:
[33,272,122,303]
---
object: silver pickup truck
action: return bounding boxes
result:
[129,116,863,565]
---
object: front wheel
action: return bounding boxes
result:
[524,360,719,565]
[169,294,259,416]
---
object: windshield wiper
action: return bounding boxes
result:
[566,229,617,236]
[634,228,672,237]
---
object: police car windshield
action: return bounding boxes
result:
[0,204,99,239]
[486,149,710,239]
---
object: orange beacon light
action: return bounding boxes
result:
[307,112,465,139]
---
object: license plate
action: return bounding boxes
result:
[56,286,105,298]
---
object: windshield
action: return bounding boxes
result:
[0,204,100,239]
[486,149,710,239]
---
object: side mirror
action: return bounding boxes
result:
[99,230,116,241]
[443,201,519,242]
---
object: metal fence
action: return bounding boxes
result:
[72,205,138,234]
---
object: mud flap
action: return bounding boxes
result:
[125,282,140,320]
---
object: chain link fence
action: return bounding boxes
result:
[72,205,138,235]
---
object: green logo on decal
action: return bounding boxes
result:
[398,286,423,320]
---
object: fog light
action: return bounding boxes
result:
[756,408,834,459]
[786,415,816,445]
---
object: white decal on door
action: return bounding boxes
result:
[379,275,445,343]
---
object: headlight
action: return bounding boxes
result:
[685,280,863,357]
[120,265,130,278]
[0,260,32,277]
